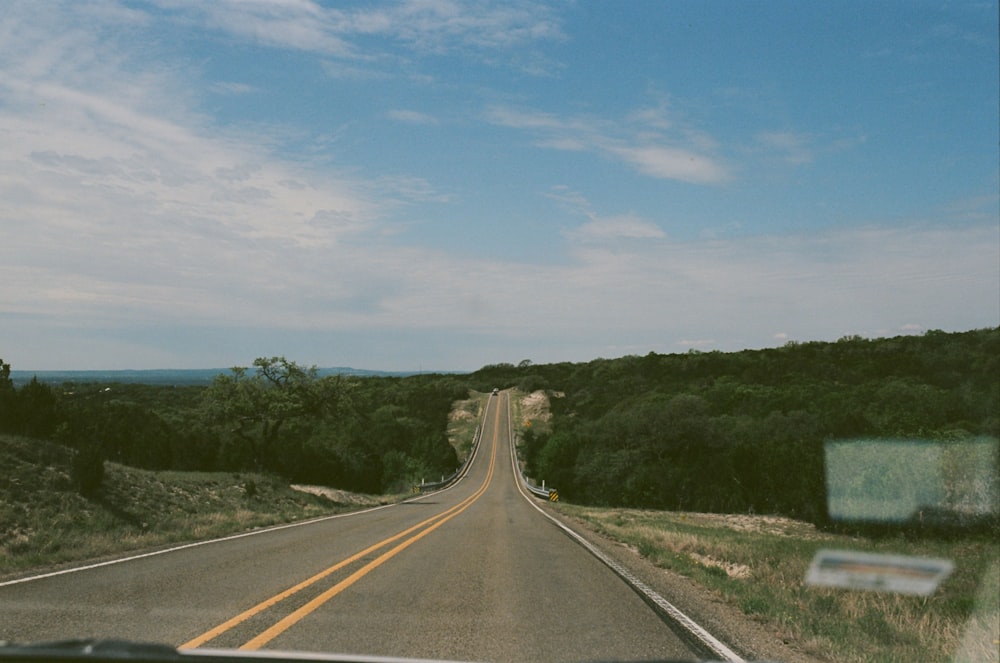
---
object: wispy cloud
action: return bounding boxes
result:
[386,109,439,125]
[548,186,667,242]
[0,3,386,331]
[572,214,667,241]
[150,0,357,57]
[1,2,996,371]
[371,0,564,52]
[210,81,258,95]
[755,131,814,165]
[606,144,730,184]
[150,0,564,69]
[485,105,731,185]
[677,339,717,349]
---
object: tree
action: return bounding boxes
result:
[17,377,58,438]
[0,364,59,438]
[205,358,297,469]
[0,358,14,433]
[55,413,106,497]
[202,357,349,472]
[72,441,105,497]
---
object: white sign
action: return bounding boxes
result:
[806,549,953,596]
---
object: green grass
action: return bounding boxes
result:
[0,434,355,578]
[556,504,999,663]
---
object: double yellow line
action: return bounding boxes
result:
[180,397,501,651]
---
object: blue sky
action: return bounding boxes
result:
[1,1,997,371]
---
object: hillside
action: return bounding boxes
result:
[477,328,999,522]
[2,328,997,531]
[0,434,353,579]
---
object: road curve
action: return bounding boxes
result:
[1,393,705,662]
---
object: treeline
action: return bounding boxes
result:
[0,357,465,495]
[473,328,999,523]
[2,329,997,520]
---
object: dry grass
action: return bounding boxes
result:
[559,504,999,663]
[510,388,554,442]
[0,434,351,578]
[448,391,487,459]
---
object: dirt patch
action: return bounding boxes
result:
[675,511,835,541]
[518,390,552,426]
[447,393,485,459]
[689,551,751,579]
[290,484,388,506]
[448,410,476,421]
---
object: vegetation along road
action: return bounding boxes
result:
[0,392,728,662]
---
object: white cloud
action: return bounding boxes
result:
[210,81,258,95]
[677,339,717,349]
[1,3,996,371]
[0,3,384,330]
[535,137,588,151]
[386,109,439,125]
[572,214,667,241]
[545,184,592,213]
[485,105,731,185]
[150,0,563,65]
[151,0,357,57]
[483,106,584,131]
[606,144,731,185]
[384,0,564,51]
[548,186,667,241]
[627,103,673,130]
[320,60,391,81]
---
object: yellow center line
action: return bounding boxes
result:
[180,511,451,649]
[240,425,499,650]
[180,395,502,651]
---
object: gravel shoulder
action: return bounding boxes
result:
[538,501,823,663]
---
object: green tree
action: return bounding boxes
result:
[203,357,336,470]
[71,441,105,497]
[0,358,14,433]
[201,357,364,476]
[16,376,58,438]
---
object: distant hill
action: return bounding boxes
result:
[10,366,455,387]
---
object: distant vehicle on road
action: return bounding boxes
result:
[492,388,499,395]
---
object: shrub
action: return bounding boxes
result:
[72,443,105,497]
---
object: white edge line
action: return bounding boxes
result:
[0,502,397,589]
[504,394,745,663]
[0,397,496,590]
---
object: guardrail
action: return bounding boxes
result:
[415,391,559,502]
[508,400,558,503]
[415,417,484,493]
[522,476,559,502]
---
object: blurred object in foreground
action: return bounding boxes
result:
[825,437,998,528]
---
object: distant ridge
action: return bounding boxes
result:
[10,367,456,387]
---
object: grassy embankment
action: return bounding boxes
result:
[1,391,490,578]
[0,433,370,578]
[446,391,488,462]
[554,505,997,663]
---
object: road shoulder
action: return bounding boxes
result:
[538,502,822,663]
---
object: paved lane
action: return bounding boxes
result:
[271,393,698,661]
[1,393,701,661]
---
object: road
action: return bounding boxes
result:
[1,393,708,662]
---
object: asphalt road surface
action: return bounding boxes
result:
[1,393,704,662]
